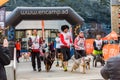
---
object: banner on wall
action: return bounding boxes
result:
[103,44,119,61]
[85,39,94,54]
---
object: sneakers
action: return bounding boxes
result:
[33,68,36,71]
[64,66,68,72]
[38,68,41,72]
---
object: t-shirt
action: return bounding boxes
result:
[30,35,40,49]
[55,37,61,48]
[95,39,103,50]
[60,32,72,47]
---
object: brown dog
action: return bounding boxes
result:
[56,53,64,67]
[44,52,55,72]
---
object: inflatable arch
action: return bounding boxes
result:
[5,7,84,59]
[6,7,84,26]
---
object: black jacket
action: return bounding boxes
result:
[0,45,10,80]
[101,55,120,80]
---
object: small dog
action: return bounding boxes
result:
[44,52,55,72]
[20,52,31,62]
[71,56,91,74]
[93,54,105,67]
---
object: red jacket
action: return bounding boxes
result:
[15,42,21,50]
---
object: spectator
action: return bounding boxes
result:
[15,40,21,63]
[101,47,120,80]
[0,45,10,80]
[3,36,9,48]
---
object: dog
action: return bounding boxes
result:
[44,51,55,72]
[20,52,31,62]
[71,56,91,74]
[93,54,105,67]
[56,53,64,67]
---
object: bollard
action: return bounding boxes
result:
[13,48,16,80]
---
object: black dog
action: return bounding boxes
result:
[44,52,55,72]
[93,54,105,67]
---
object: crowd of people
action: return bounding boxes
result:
[18,25,104,72]
[12,24,120,80]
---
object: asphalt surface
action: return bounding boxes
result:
[16,57,104,80]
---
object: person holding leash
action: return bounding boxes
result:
[60,25,72,71]
[93,34,104,57]
[74,31,86,65]
[29,30,41,72]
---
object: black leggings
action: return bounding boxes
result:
[16,50,20,62]
[61,47,70,61]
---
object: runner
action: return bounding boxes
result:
[60,25,72,71]
[74,31,86,65]
[93,35,104,57]
[29,30,41,72]
[55,32,61,67]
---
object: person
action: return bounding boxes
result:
[0,45,10,80]
[93,35,104,57]
[74,31,86,65]
[48,41,55,53]
[3,36,9,48]
[41,40,47,54]
[101,47,120,80]
[60,25,72,71]
[30,30,41,72]
[15,40,21,63]
[55,32,61,66]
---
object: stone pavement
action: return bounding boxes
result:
[16,58,104,80]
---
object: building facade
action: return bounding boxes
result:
[111,0,120,36]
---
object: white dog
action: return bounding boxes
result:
[71,55,91,74]
[20,52,31,62]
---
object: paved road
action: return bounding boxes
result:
[16,58,104,80]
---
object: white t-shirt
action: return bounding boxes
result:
[30,35,40,49]
[60,32,72,46]
[55,37,61,48]
[77,37,85,50]
[95,39,103,50]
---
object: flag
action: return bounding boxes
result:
[41,20,45,40]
